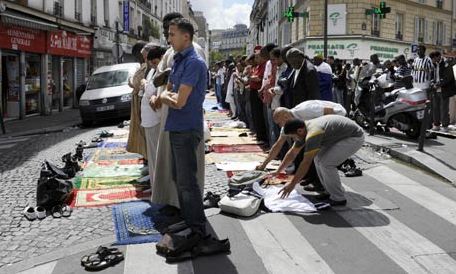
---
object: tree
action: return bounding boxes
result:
[210,50,224,65]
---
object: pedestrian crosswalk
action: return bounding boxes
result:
[14,162,456,274]
[0,136,32,150]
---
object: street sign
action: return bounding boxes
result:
[123,1,129,32]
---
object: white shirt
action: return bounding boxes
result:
[316,62,333,75]
[262,60,273,90]
[291,100,346,121]
[141,68,161,128]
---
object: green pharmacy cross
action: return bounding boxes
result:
[365,1,391,19]
[284,6,308,23]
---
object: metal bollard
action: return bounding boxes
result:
[369,87,376,136]
[417,100,432,152]
[0,106,5,134]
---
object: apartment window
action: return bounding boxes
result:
[104,0,110,27]
[395,13,403,40]
[436,21,444,45]
[418,0,426,3]
[54,0,64,17]
[436,0,443,9]
[74,0,82,21]
[91,0,97,25]
[295,16,299,41]
[415,17,425,42]
[371,13,381,37]
[118,2,123,28]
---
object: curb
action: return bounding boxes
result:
[1,123,81,138]
[0,236,116,274]
[365,141,456,187]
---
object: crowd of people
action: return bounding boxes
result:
[120,9,456,259]
[212,44,456,138]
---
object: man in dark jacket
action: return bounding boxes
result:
[285,48,320,106]
[430,51,456,132]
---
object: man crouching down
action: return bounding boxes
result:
[277,115,365,206]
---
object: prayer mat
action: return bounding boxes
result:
[85,158,144,167]
[82,164,143,178]
[205,152,267,164]
[71,186,151,207]
[101,142,128,149]
[79,176,147,190]
[209,127,249,132]
[263,174,294,186]
[112,201,163,245]
[211,144,264,153]
[208,136,262,145]
[89,149,142,162]
[210,130,249,137]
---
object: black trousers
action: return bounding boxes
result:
[250,89,267,141]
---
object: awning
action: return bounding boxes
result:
[0,10,58,31]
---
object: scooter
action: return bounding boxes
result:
[353,72,427,138]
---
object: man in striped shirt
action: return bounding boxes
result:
[412,45,434,91]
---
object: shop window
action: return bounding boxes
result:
[63,59,74,108]
[25,54,41,115]
[1,53,20,118]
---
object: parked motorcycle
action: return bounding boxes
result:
[353,72,427,139]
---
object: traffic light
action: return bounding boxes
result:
[365,1,391,19]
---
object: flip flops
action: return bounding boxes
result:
[81,246,124,271]
[99,130,114,138]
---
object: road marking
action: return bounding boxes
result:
[124,243,194,274]
[17,261,57,274]
[240,213,334,274]
[341,186,456,274]
[365,165,456,226]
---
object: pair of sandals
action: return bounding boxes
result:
[81,246,124,271]
[51,204,72,218]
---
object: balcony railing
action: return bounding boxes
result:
[371,30,380,37]
[91,16,97,26]
[395,33,403,40]
[75,12,81,22]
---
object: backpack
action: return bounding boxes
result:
[37,164,74,209]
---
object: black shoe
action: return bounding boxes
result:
[345,168,362,177]
[203,192,221,209]
[314,193,330,200]
[328,199,347,206]
[303,184,325,192]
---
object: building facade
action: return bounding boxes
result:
[212,24,249,57]
[0,0,200,120]
[250,0,455,60]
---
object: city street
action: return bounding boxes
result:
[1,0,456,273]
[1,96,456,274]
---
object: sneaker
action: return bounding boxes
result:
[23,206,36,221]
[431,125,440,131]
[35,206,46,220]
[440,127,449,133]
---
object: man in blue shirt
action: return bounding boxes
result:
[159,18,207,237]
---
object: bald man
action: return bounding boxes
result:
[257,100,346,190]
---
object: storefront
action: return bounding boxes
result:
[302,37,412,61]
[0,23,92,119]
[0,23,47,119]
[93,28,132,70]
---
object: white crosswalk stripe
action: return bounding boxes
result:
[17,261,57,274]
[365,165,456,226]
[343,186,456,274]
[124,243,194,274]
[240,213,334,274]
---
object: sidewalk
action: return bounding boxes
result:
[365,131,456,186]
[1,109,81,137]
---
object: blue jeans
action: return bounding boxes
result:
[215,83,222,104]
[169,130,206,235]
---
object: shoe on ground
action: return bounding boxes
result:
[23,206,36,221]
[303,184,325,192]
[431,125,441,131]
[314,193,330,201]
[440,127,449,133]
[328,199,347,206]
[345,168,363,177]
[448,124,456,131]
[35,206,46,219]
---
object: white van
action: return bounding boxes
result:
[79,63,140,126]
